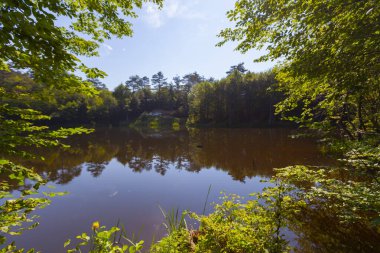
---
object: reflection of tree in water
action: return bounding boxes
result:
[187,128,332,181]
[153,156,170,175]
[174,157,191,171]
[291,208,380,253]
[128,157,152,173]
[86,162,108,177]
[5,128,364,251]
[9,127,330,186]
[40,165,82,185]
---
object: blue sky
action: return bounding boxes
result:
[82,0,275,90]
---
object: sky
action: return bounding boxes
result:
[81,0,276,90]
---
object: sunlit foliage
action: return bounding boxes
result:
[218,0,380,139]
[0,0,163,251]
[188,70,281,126]
[216,1,380,251]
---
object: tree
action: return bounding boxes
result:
[0,0,163,91]
[182,72,204,92]
[218,0,380,138]
[126,75,144,93]
[187,71,278,126]
[88,78,107,90]
[151,71,167,92]
[173,75,182,90]
[135,85,153,112]
[113,84,131,108]
[0,0,163,248]
[141,76,150,88]
[88,89,118,122]
[188,81,215,123]
[226,63,248,75]
[217,1,380,246]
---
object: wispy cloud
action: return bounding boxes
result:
[143,0,204,28]
[145,4,163,28]
[103,43,113,51]
[101,43,113,55]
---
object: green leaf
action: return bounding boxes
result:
[64,239,71,248]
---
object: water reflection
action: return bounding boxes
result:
[18,128,329,184]
[7,127,339,253]
[292,207,380,253]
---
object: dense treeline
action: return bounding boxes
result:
[0,71,117,124]
[112,71,208,122]
[188,70,283,126]
[1,66,285,127]
[0,70,205,124]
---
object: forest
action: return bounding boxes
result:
[0,0,379,252]
[0,65,282,127]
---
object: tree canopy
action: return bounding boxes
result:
[0,0,163,91]
[218,0,380,138]
[213,3,380,252]
[0,0,163,248]
[188,71,280,126]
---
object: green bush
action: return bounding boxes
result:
[150,229,191,253]
[65,222,144,253]
[151,189,293,253]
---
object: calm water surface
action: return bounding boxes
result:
[11,128,331,252]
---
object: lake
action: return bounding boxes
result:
[9,127,332,252]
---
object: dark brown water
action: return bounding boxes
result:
[8,127,332,252]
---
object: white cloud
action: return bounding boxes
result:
[103,43,113,51]
[101,43,113,55]
[145,4,163,28]
[165,1,180,18]
[143,0,204,28]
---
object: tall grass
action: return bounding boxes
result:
[158,206,188,235]
[202,185,212,215]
